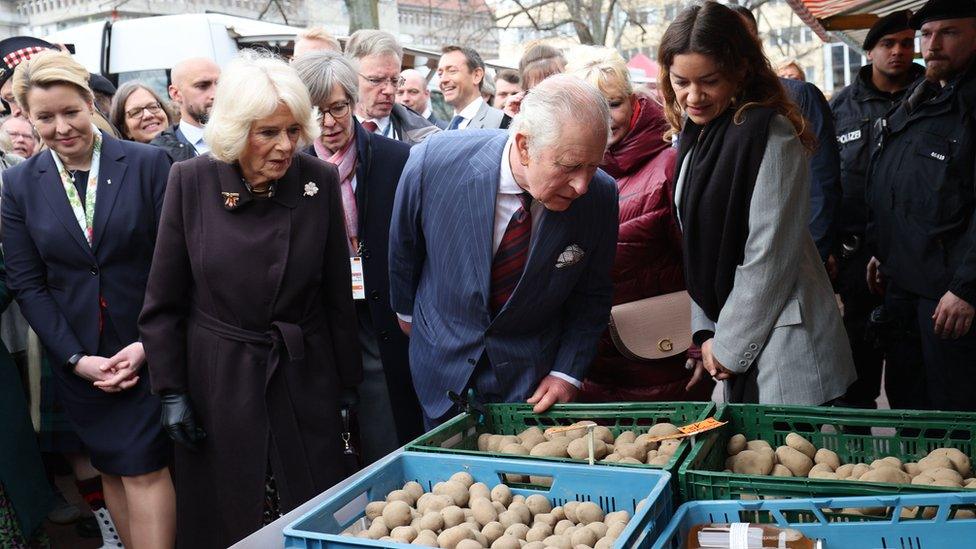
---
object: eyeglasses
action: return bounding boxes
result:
[316,101,351,122]
[125,102,162,119]
[359,73,405,88]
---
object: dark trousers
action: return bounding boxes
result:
[834,247,885,408]
[885,284,976,411]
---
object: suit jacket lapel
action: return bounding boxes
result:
[36,152,95,258]
[92,134,128,252]
[470,101,489,129]
[466,134,506,303]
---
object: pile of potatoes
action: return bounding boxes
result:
[724,432,976,490]
[343,471,643,549]
[476,422,684,466]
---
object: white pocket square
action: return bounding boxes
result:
[555,244,585,268]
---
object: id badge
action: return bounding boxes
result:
[350,257,366,300]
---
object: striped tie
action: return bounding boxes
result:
[447,115,464,130]
[490,192,532,316]
[361,120,379,133]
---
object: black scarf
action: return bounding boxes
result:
[677,106,777,322]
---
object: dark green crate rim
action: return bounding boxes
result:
[406,401,716,476]
[678,403,976,502]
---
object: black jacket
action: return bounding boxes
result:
[149,124,197,163]
[831,64,925,237]
[867,62,976,304]
[301,121,423,443]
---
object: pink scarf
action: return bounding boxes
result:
[314,137,359,254]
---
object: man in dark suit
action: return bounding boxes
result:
[389,75,618,425]
[398,68,447,129]
[150,57,220,162]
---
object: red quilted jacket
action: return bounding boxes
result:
[579,94,714,403]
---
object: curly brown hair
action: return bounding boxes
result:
[657,1,816,152]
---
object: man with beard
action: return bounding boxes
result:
[151,57,220,162]
[829,10,924,410]
[865,0,976,411]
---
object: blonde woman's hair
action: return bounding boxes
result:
[12,50,94,114]
[565,46,633,98]
[204,50,319,163]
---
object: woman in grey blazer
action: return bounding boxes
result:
[658,1,856,405]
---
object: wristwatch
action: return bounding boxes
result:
[65,352,85,373]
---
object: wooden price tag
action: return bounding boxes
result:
[644,417,727,443]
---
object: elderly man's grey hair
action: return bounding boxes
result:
[509,74,610,156]
[344,29,403,63]
[293,50,360,107]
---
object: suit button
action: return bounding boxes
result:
[89,266,99,276]
[467,358,477,365]
[370,290,379,301]
[748,343,759,350]
[363,251,372,259]
[738,359,747,366]
[379,330,388,337]
[744,352,753,359]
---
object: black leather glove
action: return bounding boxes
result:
[160,391,206,452]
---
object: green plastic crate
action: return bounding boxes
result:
[679,404,976,502]
[406,402,715,479]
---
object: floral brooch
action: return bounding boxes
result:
[304,182,319,197]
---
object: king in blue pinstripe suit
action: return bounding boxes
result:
[389,76,619,423]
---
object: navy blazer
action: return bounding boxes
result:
[389,130,619,418]
[1,133,171,364]
[302,121,424,442]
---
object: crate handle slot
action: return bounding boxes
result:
[333,491,370,529]
[497,472,554,491]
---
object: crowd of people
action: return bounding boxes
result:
[1,0,975,547]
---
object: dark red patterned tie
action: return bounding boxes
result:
[361,120,378,133]
[490,192,533,315]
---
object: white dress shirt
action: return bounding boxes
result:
[178,120,209,155]
[363,115,395,139]
[452,96,484,130]
[421,105,433,119]
[398,138,580,388]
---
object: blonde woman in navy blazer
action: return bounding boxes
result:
[0,51,174,548]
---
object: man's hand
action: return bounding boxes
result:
[702,339,735,381]
[684,358,707,391]
[932,291,975,339]
[527,375,578,413]
[866,256,886,295]
[397,318,412,336]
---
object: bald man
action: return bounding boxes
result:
[150,57,220,162]
[397,69,447,129]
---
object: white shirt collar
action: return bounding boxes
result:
[365,115,392,134]
[421,105,432,119]
[179,120,205,145]
[499,138,522,195]
[455,96,484,120]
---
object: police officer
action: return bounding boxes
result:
[866,0,976,412]
[829,10,924,410]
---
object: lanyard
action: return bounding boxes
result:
[50,126,102,246]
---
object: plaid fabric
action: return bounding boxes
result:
[3,46,47,70]
[36,354,85,454]
[0,483,49,548]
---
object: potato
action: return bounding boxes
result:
[512,494,526,506]
[648,454,671,466]
[648,422,680,437]
[519,427,546,446]
[434,481,470,507]
[551,506,566,521]
[918,454,954,472]
[966,478,976,489]
[570,526,598,547]
[594,538,613,549]
[568,437,609,460]
[505,523,530,540]
[388,489,416,506]
[746,439,772,452]
[498,435,521,448]
[563,502,581,523]
[440,505,465,528]
[469,482,491,501]
[482,522,506,545]
[785,433,816,459]
[615,443,647,462]
[730,450,774,475]
[490,534,521,549]
[543,535,573,549]
[835,464,856,479]
[928,467,964,484]
[368,516,390,539]
[464,497,494,527]
[509,502,532,525]
[633,434,659,452]
[809,469,838,480]
[383,500,413,528]
[404,480,425,500]
[530,438,572,458]
[500,443,530,456]
[614,431,636,445]
[606,519,628,539]
[860,467,912,484]
[455,540,482,549]
[554,519,574,535]
[526,524,552,542]
[850,463,871,480]
[450,472,475,488]
[814,449,841,470]
[601,454,621,463]
[658,440,681,456]
[575,502,605,525]
[366,501,387,520]
[534,513,557,528]
[414,530,440,547]
[393,526,419,543]
[490,484,513,507]
[771,464,793,477]
[776,446,814,477]
[904,462,922,477]
[871,457,903,470]
[523,543,546,549]
[587,522,608,538]
[604,511,629,525]
[497,509,521,529]
[438,525,476,549]
[487,435,505,452]
[727,434,747,456]
[618,457,642,465]
[928,448,971,475]
[590,426,614,444]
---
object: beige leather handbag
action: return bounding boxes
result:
[608,290,692,361]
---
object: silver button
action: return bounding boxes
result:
[738,360,747,366]
[749,343,759,350]
[744,352,753,359]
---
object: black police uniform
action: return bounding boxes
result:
[829,63,924,409]
[866,61,976,411]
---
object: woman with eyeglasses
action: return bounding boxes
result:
[138,51,362,548]
[292,50,424,463]
[109,82,176,144]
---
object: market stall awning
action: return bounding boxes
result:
[786,0,928,49]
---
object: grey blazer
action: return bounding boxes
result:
[466,100,509,130]
[678,115,856,405]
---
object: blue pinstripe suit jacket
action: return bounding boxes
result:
[389,130,619,417]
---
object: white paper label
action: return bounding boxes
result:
[351,257,365,300]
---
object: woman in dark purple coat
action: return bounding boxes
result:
[138,52,362,548]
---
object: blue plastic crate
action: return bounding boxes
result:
[284,451,672,549]
[652,492,976,548]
